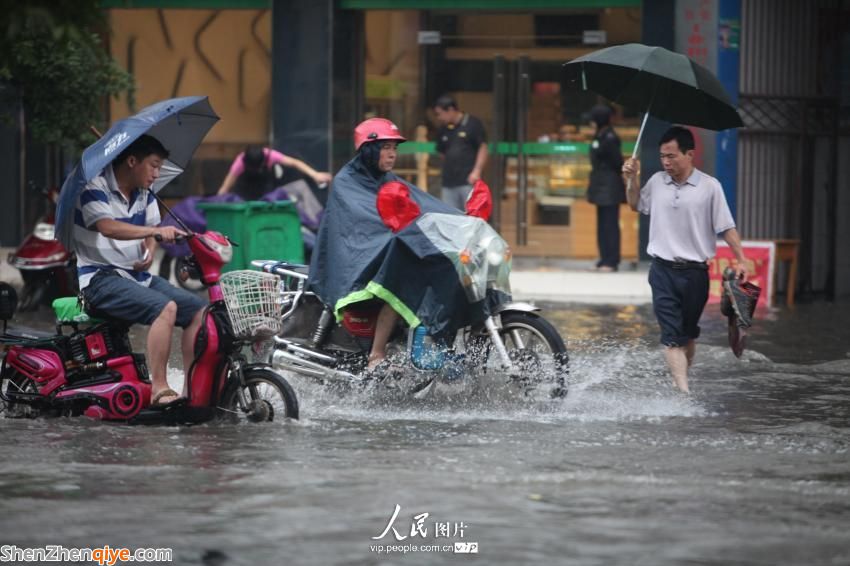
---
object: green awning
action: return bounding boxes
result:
[397,141,636,155]
[104,0,639,8]
[102,1,269,8]
[340,0,640,9]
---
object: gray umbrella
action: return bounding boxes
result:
[55,96,219,247]
[563,43,743,160]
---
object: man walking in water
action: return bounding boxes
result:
[622,126,747,393]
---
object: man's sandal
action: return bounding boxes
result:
[150,388,183,408]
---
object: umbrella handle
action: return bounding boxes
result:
[632,111,650,160]
[625,112,650,193]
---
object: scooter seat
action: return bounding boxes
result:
[1,325,56,340]
[52,297,103,324]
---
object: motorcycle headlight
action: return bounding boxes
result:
[34,223,55,241]
[487,251,503,266]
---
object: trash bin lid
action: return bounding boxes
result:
[197,200,296,212]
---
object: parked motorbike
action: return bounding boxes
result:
[7,183,77,311]
[0,218,299,424]
[253,257,569,399]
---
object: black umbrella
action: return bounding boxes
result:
[563,43,743,160]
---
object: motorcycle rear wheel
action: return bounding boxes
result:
[219,368,299,422]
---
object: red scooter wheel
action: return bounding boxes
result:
[218,368,299,422]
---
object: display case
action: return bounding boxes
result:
[499,141,639,260]
[396,137,641,261]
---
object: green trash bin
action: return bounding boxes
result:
[197,201,304,272]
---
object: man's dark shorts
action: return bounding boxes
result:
[82,271,206,328]
[648,259,709,347]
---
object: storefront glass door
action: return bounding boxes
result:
[359,6,643,260]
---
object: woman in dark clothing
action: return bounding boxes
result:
[587,104,626,272]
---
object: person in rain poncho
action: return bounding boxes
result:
[308,117,499,372]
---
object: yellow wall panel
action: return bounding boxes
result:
[109,9,272,144]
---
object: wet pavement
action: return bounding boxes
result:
[1,301,849,565]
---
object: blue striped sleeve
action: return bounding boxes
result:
[80,189,109,206]
[116,210,148,226]
[146,198,161,226]
[74,208,97,230]
[80,192,114,228]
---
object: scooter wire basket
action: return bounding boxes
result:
[219,270,282,340]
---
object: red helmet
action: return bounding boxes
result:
[353,118,406,151]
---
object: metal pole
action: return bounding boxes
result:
[798,99,811,298]
[516,56,529,246]
[18,93,26,242]
[825,99,839,300]
[491,55,506,232]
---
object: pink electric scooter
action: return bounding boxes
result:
[0,206,299,425]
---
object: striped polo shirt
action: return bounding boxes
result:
[73,165,160,289]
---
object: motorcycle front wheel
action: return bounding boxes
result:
[219,368,299,422]
[467,311,569,397]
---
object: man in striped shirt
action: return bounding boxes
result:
[75,135,206,407]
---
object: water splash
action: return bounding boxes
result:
[266,341,708,425]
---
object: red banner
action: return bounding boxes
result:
[707,241,774,308]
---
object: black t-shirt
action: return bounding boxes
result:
[587,126,625,206]
[435,113,487,187]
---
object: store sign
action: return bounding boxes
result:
[707,241,774,308]
[417,31,441,45]
[676,0,718,174]
[582,30,607,45]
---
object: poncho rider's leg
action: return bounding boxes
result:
[367,303,400,371]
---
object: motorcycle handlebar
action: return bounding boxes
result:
[154,233,187,243]
[250,259,309,280]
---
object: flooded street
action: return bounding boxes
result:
[1,302,849,565]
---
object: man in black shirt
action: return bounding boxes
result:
[587,104,626,272]
[433,95,488,210]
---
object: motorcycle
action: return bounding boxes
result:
[252,254,569,399]
[7,183,77,311]
[0,216,299,424]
